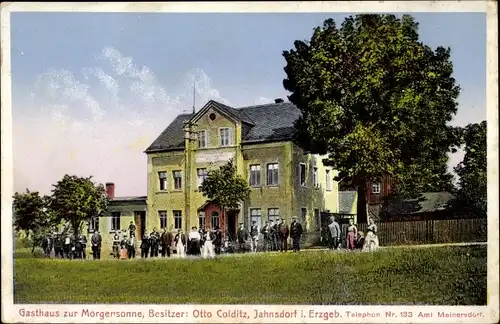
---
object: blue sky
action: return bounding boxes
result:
[10,12,486,196]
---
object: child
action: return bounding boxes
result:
[356,231,365,250]
[346,219,358,250]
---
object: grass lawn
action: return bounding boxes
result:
[13,245,486,305]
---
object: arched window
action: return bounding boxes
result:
[211,212,219,229]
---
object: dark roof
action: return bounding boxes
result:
[109,196,147,205]
[383,192,455,215]
[339,191,357,214]
[145,100,301,153]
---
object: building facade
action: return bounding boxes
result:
[96,182,147,246]
[144,99,341,240]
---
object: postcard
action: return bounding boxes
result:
[1,1,498,323]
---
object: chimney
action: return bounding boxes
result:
[105,182,115,200]
[274,98,284,104]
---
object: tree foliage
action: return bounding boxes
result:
[50,175,109,235]
[282,14,460,221]
[200,159,251,213]
[13,189,58,252]
[453,121,487,217]
[13,189,57,233]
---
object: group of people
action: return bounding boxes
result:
[171,225,223,258]
[38,217,379,261]
[322,216,380,251]
[237,216,304,253]
[40,230,104,260]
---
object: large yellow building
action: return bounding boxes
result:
[143,99,340,241]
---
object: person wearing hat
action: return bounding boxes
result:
[120,234,128,259]
[260,221,271,252]
[278,218,290,252]
[161,226,174,258]
[249,221,260,252]
[290,216,303,252]
[90,230,102,260]
[112,230,121,259]
[213,226,223,254]
[140,233,150,258]
[174,228,187,258]
[127,233,136,259]
[236,222,249,253]
[53,232,63,258]
[149,228,160,257]
[328,216,341,250]
[128,221,136,238]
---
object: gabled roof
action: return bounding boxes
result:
[383,192,455,215]
[144,100,301,153]
[339,191,357,214]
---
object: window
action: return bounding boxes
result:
[250,208,262,229]
[249,165,261,186]
[300,207,307,225]
[199,212,206,229]
[111,212,121,231]
[159,171,167,191]
[266,163,279,186]
[173,210,182,229]
[88,216,98,233]
[173,171,182,190]
[268,208,280,223]
[312,167,319,187]
[198,130,207,148]
[299,163,307,187]
[158,211,167,229]
[197,168,208,188]
[219,128,232,146]
[211,212,220,229]
[326,170,332,191]
[372,182,381,194]
[314,209,320,231]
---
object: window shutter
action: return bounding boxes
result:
[108,215,112,232]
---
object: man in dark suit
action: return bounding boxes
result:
[278,218,290,252]
[213,226,223,255]
[91,230,102,260]
[236,223,249,253]
[260,221,271,252]
[290,216,304,252]
[250,221,259,252]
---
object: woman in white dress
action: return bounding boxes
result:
[174,229,186,258]
[202,228,216,259]
[363,217,380,251]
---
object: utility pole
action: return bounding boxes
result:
[184,81,197,233]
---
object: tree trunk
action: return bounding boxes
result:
[357,179,368,224]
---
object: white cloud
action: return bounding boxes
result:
[13,46,230,196]
[255,96,273,105]
[184,68,231,108]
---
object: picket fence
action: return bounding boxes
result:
[356,218,487,246]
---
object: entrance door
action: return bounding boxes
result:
[135,211,146,238]
[226,210,238,242]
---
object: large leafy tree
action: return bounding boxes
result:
[283,14,460,222]
[200,159,251,227]
[453,121,487,217]
[13,189,58,252]
[50,175,108,235]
